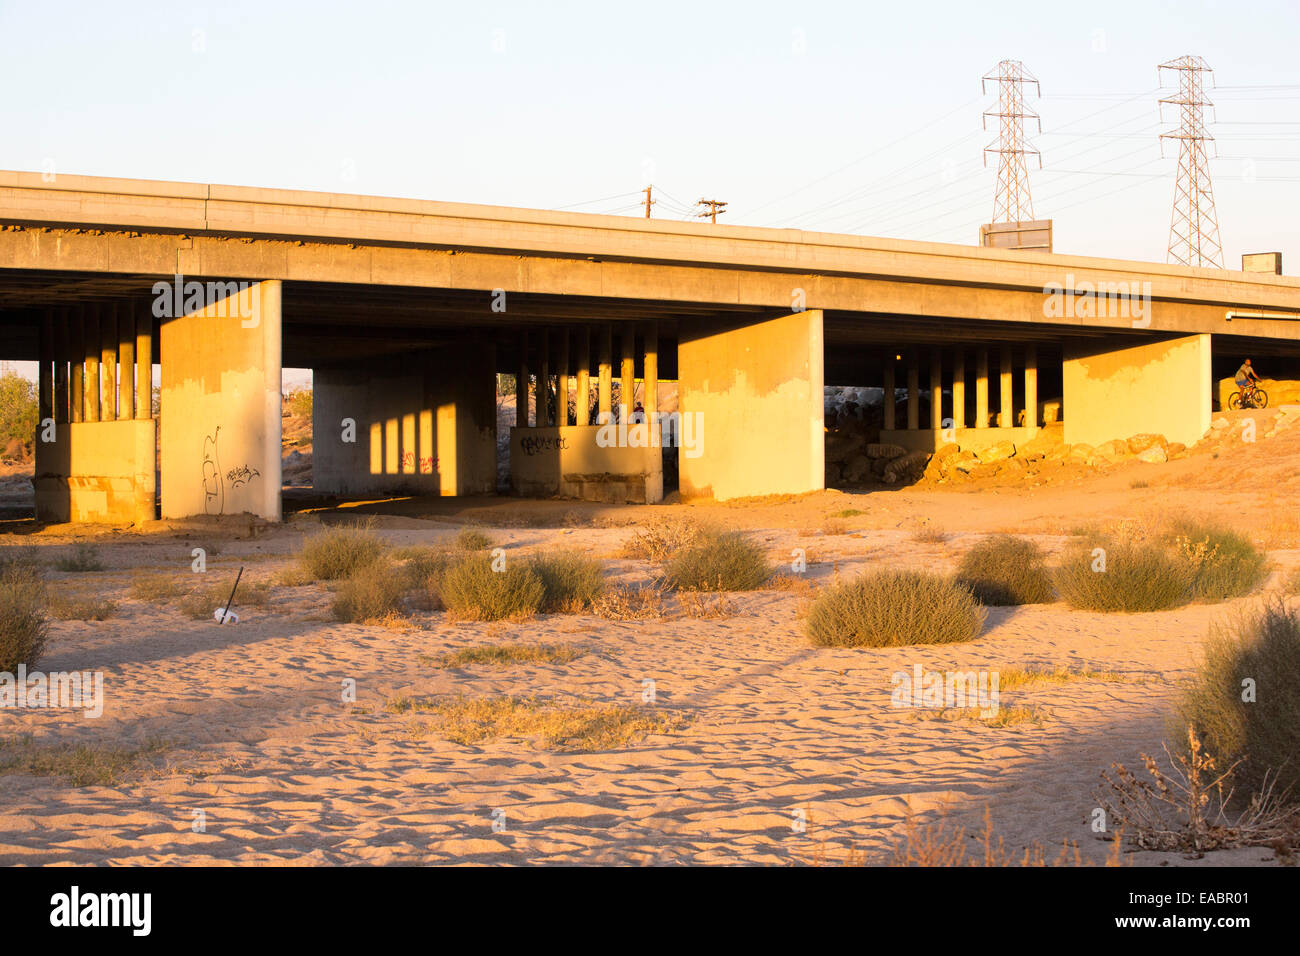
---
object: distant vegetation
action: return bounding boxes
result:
[0,370,37,459]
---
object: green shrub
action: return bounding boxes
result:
[439,553,544,621]
[298,522,387,580]
[0,567,48,672]
[0,371,37,455]
[806,569,986,647]
[1175,600,1300,798]
[285,387,313,419]
[663,529,772,591]
[954,535,1054,606]
[528,551,606,612]
[1054,539,1195,612]
[454,527,493,551]
[332,561,409,623]
[1165,521,1268,603]
[55,544,104,573]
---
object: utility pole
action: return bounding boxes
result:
[982,60,1042,224]
[643,185,656,218]
[696,198,727,224]
[1159,55,1223,268]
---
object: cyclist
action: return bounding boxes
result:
[1235,359,1261,406]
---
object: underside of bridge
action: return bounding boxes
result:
[3,267,1300,523]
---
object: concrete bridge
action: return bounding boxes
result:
[1,170,1298,523]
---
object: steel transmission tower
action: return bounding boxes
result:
[1159,55,1223,268]
[982,60,1042,223]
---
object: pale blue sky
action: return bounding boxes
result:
[1,0,1297,275]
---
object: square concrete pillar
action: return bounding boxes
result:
[620,325,635,418]
[53,309,70,425]
[1063,333,1212,448]
[70,312,84,424]
[883,354,896,430]
[576,327,591,426]
[557,329,570,427]
[929,349,943,431]
[951,348,965,430]
[1024,344,1038,429]
[678,310,824,501]
[84,307,101,423]
[643,321,658,415]
[117,304,135,420]
[100,306,117,422]
[538,329,551,427]
[135,303,153,420]
[516,331,529,427]
[999,347,1014,428]
[38,311,53,423]
[975,346,988,428]
[598,325,613,421]
[160,279,282,520]
[906,350,920,430]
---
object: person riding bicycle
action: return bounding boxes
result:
[1236,359,1260,401]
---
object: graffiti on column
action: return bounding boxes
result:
[202,426,224,515]
[226,464,261,487]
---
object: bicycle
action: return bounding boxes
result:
[1228,383,1269,410]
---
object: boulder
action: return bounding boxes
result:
[1126,433,1167,455]
[978,440,1017,463]
[866,443,908,460]
[1166,442,1187,459]
[1095,439,1132,460]
[883,450,931,484]
[842,455,871,483]
[1136,444,1168,464]
[1211,417,1230,431]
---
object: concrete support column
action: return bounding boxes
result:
[999,346,1014,428]
[975,346,989,428]
[882,353,896,431]
[598,324,613,422]
[38,311,54,424]
[100,305,117,421]
[70,311,84,424]
[115,304,133,420]
[84,306,101,423]
[53,309,70,425]
[620,324,635,419]
[929,349,943,431]
[1024,344,1038,430]
[951,348,965,430]
[516,331,529,427]
[906,350,919,430]
[538,329,551,426]
[576,327,591,426]
[135,304,152,420]
[643,321,658,416]
[557,329,570,426]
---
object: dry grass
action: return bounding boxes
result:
[620,517,709,562]
[822,517,848,536]
[528,551,606,612]
[386,695,689,751]
[332,560,408,623]
[879,805,1114,867]
[910,524,948,544]
[438,553,544,621]
[54,544,104,573]
[48,593,117,621]
[1054,539,1195,612]
[0,566,47,672]
[298,521,388,580]
[454,527,493,551]
[663,529,772,591]
[677,591,736,618]
[806,568,986,647]
[1175,599,1300,798]
[996,664,1135,690]
[1166,519,1269,603]
[423,642,587,669]
[955,535,1054,606]
[764,572,816,595]
[0,736,168,788]
[1285,567,1300,595]
[130,573,189,602]
[590,584,667,621]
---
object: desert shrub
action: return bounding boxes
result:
[620,517,709,562]
[439,553,544,621]
[955,535,1054,606]
[806,568,985,647]
[663,529,772,591]
[528,551,606,612]
[0,567,48,672]
[591,585,667,621]
[177,579,272,620]
[298,522,387,580]
[1175,600,1300,798]
[1054,539,1195,612]
[55,544,104,573]
[1286,567,1300,595]
[0,546,40,571]
[1165,521,1268,603]
[48,594,117,621]
[454,527,493,551]
[130,574,188,602]
[285,387,313,419]
[396,547,453,589]
[0,371,37,455]
[332,561,408,623]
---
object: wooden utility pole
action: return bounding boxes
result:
[643,185,656,219]
[696,198,727,224]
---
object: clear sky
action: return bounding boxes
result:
[1,0,1297,369]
